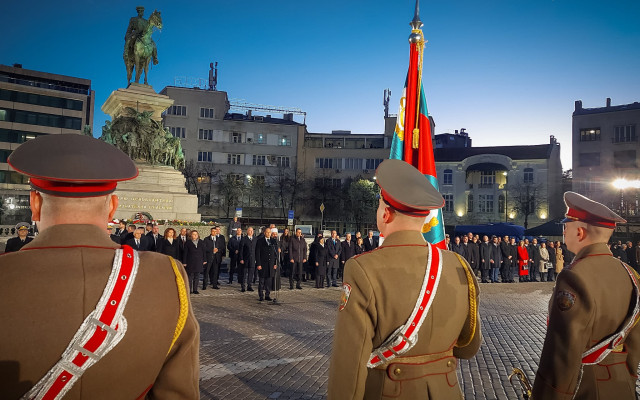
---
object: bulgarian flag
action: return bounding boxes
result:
[389,2,446,249]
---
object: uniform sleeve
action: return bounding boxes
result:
[148,261,200,399]
[532,269,595,400]
[327,258,375,400]
[453,255,482,360]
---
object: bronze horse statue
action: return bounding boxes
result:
[124,10,162,85]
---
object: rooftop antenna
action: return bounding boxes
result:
[209,62,218,91]
[383,89,391,118]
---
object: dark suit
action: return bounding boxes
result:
[364,236,378,252]
[240,235,257,290]
[4,236,33,253]
[314,243,328,288]
[500,241,512,282]
[146,232,161,252]
[468,241,480,273]
[126,237,150,251]
[109,234,121,244]
[327,237,342,287]
[452,242,466,259]
[255,236,278,300]
[120,231,133,244]
[289,236,307,289]
[490,243,502,283]
[228,235,243,284]
[157,238,180,260]
[203,235,218,289]
[529,244,541,281]
[340,240,356,279]
[182,239,206,293]
[479,241,492,282]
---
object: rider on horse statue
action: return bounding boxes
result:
[123,6,161,85]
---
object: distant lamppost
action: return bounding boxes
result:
[503,171,508,222]
[612,178,640,234]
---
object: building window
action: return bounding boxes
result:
[579,152,600,167]
[479,171,494,188]
[167,105,187,116]
[256,133,265,144]
[478,194,494,213]
[1,108,82,130]
[443,169,453,185]
[315,178,342,188]
[579,128,600,142]
[614,125,637,143]
[276,156,290,168]
[467,193,473,213]
[365,158,383,170]
[232,132,242,143]
[315,158,333,169]
[228,154,242,165]
[279,135,291,146]
[200,108,215,119]
[227,173,244,183]
[0,89,83,111]
[443,194,454,213]
[197,151,212,162]
[613,150,637,168]
[498,194,505,214]
[252,155,266,165]
[344,158,363,170]
[167,127,185,138]
[523,168,534,184]
[198,129,213,140]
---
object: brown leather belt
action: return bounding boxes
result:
[374,349,455,381]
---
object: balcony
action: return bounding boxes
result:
[478,183,494,189]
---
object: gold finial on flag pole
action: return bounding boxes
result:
[409,0,425,149]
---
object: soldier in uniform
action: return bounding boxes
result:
[532,191,639,399]
[328,159,481,399]
[4,222,33,253]
[0,134,200,399]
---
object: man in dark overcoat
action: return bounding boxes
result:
[255,227,278,301]
[182,230,207,294]
[239,227,257,292]
[479,235,492,283]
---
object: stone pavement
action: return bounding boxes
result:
[193,277,559,400]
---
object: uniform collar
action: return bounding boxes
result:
[378,230,426,247]
[22,224,119,250]
[573,242,612,261]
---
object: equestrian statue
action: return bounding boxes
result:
[124,6,162,85]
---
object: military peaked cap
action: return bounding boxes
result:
[375,159,444,216]
[561,191,626,228]
[15,222,30,231]
[8,134,138,198]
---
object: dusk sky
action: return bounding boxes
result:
[2,0,639,169]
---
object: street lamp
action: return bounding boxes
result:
[612,178,640,232]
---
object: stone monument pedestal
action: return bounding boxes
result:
[114,163,201,222]
[101,83,173,122]
[102,84,200,222]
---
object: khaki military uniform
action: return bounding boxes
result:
[0,224,200,400]
[328,230,481,399]
[532,242,640,399]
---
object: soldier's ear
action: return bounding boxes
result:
[108,195,119,221]
[30,191,42,221]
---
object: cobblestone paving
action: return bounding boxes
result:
[192,278,557,399]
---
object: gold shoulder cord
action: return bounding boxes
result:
[167,256,189,354]
[453,253,477,347]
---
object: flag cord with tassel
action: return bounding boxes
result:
[412,30,425,149]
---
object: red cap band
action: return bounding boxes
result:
[566,207,616,228]
[380,189,432,216]
[30,178,117,198]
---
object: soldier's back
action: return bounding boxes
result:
[329,230,480,399]
[0,224,200,400]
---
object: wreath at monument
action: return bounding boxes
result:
[101,107,185,170]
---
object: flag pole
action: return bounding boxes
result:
[410,0,425,150]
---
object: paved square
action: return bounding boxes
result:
[192,278,562,399]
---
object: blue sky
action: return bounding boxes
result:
[2,0,639,169]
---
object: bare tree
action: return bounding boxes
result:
[218,174,244,218]
[510,183,542,229]
[347,179,378,233]
[181,160,202,201]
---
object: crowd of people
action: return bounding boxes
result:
[445,233,640,283]
[106,217,383,300]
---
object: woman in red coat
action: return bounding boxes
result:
[517,240,530,282]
